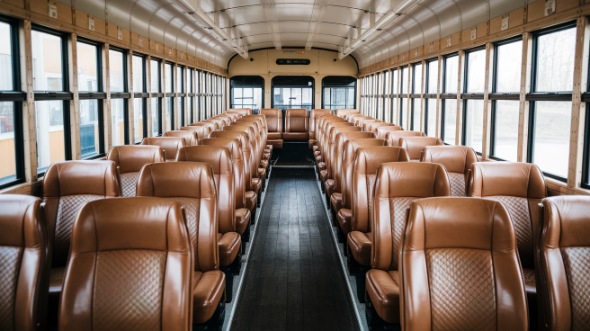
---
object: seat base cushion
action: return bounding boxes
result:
[347,231,372,267]
[235,208,251,235]
[218,232,241,267]
[193,270,226,324]
[366,269,400,324]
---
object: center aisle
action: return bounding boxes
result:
[230,168,360,331]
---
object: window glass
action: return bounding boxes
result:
[427,60,438,94]
[165,63,173,93]
[535,27,576,92]
[77,42,98,92]
[466,49,486,93]
[109,49,125,92]
[411,98,421,130]
[132,55,144,92]
[150,59,160,93]
[426,99,437,137]
[464,100,484,152]
[495,40,522,93]
[133,98,144,143]
[165,97,173,131]
[444,55,458,93]
[177,66,183,93]
[79,100,99,158]
[0,102,16,184]
[31,31,63,91]
[151,98,160,136]
[401,66,409,94]
[413,64,422,94]
[532,101,571,178]
[36,100,65,171]
[492,100,519,161]
[0,22,13,90]
[443,99,457,144]
[111,99,125,146]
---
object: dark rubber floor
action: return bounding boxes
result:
[231,167,359,331]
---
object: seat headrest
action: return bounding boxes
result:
[43,160,120,197]
[72,197,190,253]
[375,162,450,198]
[137,162,216,199]
[176,146,232,175]
[286,109,308,117]
[354,146,410,174]
[542,195,590,248]
[422,145,477,174]
[108,145,164,173]
[406,197,515,251]
[470,162,545,198]
[0,194,43,247]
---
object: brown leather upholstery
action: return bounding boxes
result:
[469,161,545,321]
[367,122,394,134]
[164,130,199,146]
[422,145,477,196]
[183,123,213,141]
[136,162,225,324]
[283,109,309,141]
[309,109,333,148]
[376,125,403,140]
[141,136,186,161]
[0,195,48,331]
[200,137,252,234]
[329,131,377,213]
[107,145,165,197]
[366,162,450,324]
[321,125,362,189]
[336,138,388,236]
[43,160,121,308]
[400,197,528,331]
[227,108,253,116]
[176,146,242,268]
[59,197,194,331]
[385,130,425,147]
[335,108,359,119]
[399,136,443,161]
[261,108,283,149]
[225,124,263,195]
[347,146,410,267]
[538,196,590,331]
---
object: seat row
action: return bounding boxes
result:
[0,108,271,330]
[310,113,590,330]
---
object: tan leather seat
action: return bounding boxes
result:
[141,136,186,161]
[136,162,225,325]
[107,145,165,197]
[538,195,590,331]
[283,109,309,141]
[422,145,477,196]
[309,109,332,149]
[400,197,528,331]
[183,122,214,141]
[335,108,359,119]
[399,136,443,161]
[365,162,450,325]
[59,197,194,331]
[164,129,199,146]
[224,124,264,198]
[367,122,394,134]
[347,146,410,270]
[177,146,242,268]
[0,194,48,331]
[376,125,403,140]
[336,139,387,237]
[43,161,121,323]
[320,125,362,189]
[469,161,545,322]
[261,108,283,149]
[329,131,377,214]
[227,108,253,116]
[200,137,252,234]
[385,130,424,147]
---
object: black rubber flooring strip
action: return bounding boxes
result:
[231,167,360,331]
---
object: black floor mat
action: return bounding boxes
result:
[231,168,359,331]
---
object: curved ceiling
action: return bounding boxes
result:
[98,0,526,69]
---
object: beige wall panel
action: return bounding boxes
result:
[410,46,424,61]
[3,0,23,9]
[164,45,176,61]
[557,0,580,13]
[30,0,48,17]
[425,40,440,57]
[527,0,547,22]
[131,32,147,51]
[150,41,164,56]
